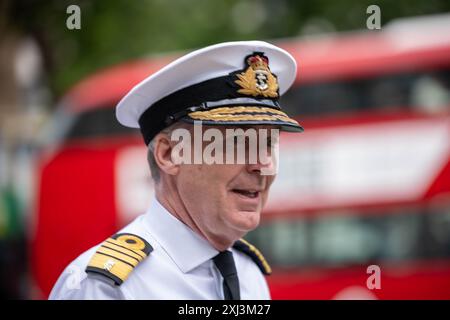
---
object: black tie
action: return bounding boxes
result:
[213,251,240,300]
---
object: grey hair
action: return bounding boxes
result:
[147,138,161,183]
[147,121,190,183]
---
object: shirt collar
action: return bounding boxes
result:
[142,197,219,273]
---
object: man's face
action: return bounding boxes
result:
[172,124,279,243]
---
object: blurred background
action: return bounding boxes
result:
[1,0,450,300]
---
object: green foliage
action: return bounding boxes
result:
[5,0,450,100]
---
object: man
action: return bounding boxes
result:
[49,41,303,299]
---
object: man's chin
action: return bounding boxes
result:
[233,210,261,232]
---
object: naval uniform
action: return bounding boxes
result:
[49,197,271,300]
[50,40,305,300]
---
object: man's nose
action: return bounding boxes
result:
[245,154,276,175]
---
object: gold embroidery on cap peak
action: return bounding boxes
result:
[188,106,299,125]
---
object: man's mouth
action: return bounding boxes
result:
[231,189,260,199]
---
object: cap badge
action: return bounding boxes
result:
[235,53,279,98]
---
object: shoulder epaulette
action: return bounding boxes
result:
[85,233,153,286]
[233,238,271,275]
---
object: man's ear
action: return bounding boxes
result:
[153,133,180,176]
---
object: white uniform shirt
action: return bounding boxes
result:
[49,198,271,300]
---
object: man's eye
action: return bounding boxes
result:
[266,139,276,148]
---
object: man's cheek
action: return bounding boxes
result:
[267,175,276,187]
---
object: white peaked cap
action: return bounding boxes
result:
[115,40,303,145]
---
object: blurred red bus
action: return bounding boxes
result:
[31,15,450,299]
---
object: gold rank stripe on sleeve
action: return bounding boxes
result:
[87,253,134,285]
[233,238,272,275]
[96,246,140,267]
[104,238,147,260]
[85,233,153,286]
